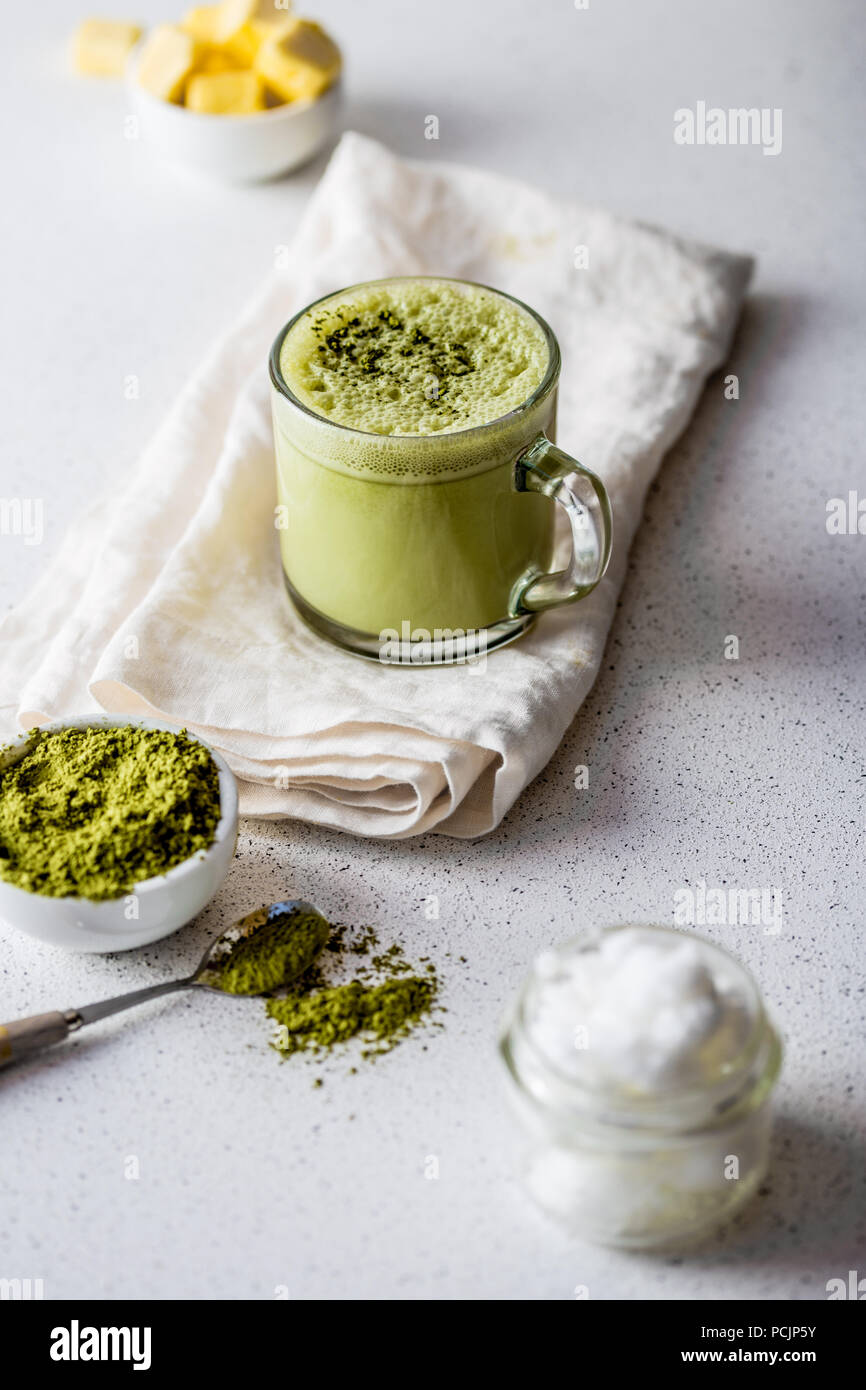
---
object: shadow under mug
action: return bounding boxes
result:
[269,277,612,664]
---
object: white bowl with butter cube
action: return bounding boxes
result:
[112,3,342,182]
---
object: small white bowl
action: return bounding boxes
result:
[0,715,238,953]
[127,48,341,182]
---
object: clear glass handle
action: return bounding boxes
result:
[513,436,612,613]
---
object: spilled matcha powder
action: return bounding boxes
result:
[267,922,441,1061]
[268,976,437,1058]
[186,900,439,1062]
[0,725,221,901]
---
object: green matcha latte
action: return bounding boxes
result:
[270,277,559,650]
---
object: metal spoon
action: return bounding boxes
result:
[0,899,329,1069]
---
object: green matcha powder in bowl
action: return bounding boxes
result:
[0,716,238,953]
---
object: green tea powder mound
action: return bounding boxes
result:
[268,974,437,1058]
[0,725,222,901]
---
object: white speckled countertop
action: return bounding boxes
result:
[0,0,863,1300]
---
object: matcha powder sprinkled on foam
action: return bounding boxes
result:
[317,308,475,389]
[0,725,221,901]
[309,304,476,423]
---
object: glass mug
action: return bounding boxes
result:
[269,277,612,663]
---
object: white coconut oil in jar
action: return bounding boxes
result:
[499,924,782,1248]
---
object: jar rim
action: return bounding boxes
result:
[504,924,782,1132]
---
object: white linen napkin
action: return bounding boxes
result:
[0,133,752,838]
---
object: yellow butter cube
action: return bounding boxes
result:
[181,6,223,45]
[252,1,294,22]
[250,16,292,44]
[72,18,142,77]
[195,48,242,74]
[214,0,259,42]
[183,0,260,43]
[137,25,199,103]
[253,18,340,103]
[225,12,291,64]
[185,69,264,113]
[222,21,258,65]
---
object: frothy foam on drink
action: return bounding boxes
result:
[278,279,549,441]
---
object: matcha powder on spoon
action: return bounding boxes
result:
[201,905,331,996]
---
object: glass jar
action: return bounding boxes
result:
[499,925,782,1249]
